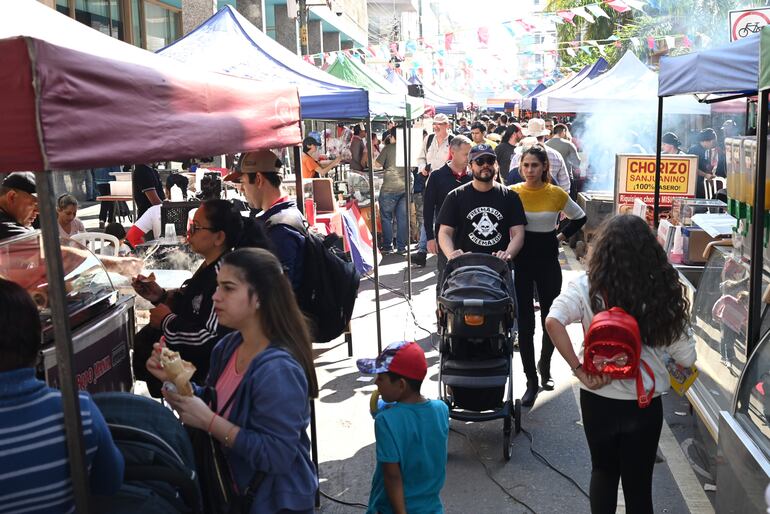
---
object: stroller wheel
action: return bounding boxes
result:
[503,413,513,461]
[514,399,522,434]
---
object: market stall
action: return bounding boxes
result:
[158,5,392,351]
[521,57,608,112]
[656,30,770,512]
[0,1,302,510]
[539,51,711,115]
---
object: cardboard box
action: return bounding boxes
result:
[682,226,721,265]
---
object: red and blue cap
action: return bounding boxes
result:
[356,341,427,381]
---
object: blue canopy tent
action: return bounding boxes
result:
[524,58,609,111]
[658,33,760,98]
[160,5,391,352]
[520,83,547,111]
[159,5,372,120]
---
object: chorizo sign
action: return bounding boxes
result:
[615,154,698,210]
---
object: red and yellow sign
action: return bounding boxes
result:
[615,154,698,209]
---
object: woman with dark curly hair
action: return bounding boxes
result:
[545,214,695,514]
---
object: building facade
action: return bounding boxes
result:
[39,0,367,55]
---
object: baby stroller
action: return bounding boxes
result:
[436,253,521,460]
[92,392,202,513]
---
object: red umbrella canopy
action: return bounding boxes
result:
[0,0,302,172]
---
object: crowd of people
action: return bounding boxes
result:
[0,109,706,514]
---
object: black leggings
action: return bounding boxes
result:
[580,390,663,514]
[514,238,562,382]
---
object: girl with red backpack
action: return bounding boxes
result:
[545,215,695,514]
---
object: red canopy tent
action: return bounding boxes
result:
[0,0,302,172]
[0,2,302,510]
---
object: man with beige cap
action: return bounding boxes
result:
[224,150,305,289]
[414,113,454,266]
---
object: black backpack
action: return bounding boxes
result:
[270,221,361,343]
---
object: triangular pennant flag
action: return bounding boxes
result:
[630,37,640,47]
[571,6,595,23]
[665,36,676,49]
[557,10,577,25]
[607,34,620,41]
[517,19,536,32]
[445,32,454,51]
[683,35,692,48]
[478,26,490,46]
[605,0,631,13]
[566,47,577,57]
[551,14,566,24]
[581,46,593,55]
[586,4,610,19]
[598,45,607,56]
[647,36,655,49]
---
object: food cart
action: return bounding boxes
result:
[656,29,770,512]
[0,1,302,510]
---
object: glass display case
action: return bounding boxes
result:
[687,246,770,439]
[0,230,134,393]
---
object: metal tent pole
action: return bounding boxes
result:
[403,116,412,299]
[366,118,383,352]
[293,146,304,215]
[747,89,769,357]
[35,171,90,513]
[653,96,664,228]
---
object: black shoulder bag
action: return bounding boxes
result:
[188,386,265,514]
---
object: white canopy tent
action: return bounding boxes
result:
[538,51,710,115]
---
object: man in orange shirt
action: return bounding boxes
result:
[301,136,341,179]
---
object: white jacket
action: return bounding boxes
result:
[548,273,697,401]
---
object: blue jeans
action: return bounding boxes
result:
[378,192,407,251]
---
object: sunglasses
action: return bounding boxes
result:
[188,225,216,235]
[473,156,496,166]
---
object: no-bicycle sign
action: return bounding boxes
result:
[729,7,770,41]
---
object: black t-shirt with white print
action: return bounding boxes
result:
[436,181,527,254]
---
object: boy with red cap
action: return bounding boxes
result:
[357,341,449,514]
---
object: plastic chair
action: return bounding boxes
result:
[704,176,726,199]
[160,201,200,237]
[71,232,120,256]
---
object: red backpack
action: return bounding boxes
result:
[583,305,655,408]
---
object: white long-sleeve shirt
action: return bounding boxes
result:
[548,273,696,401]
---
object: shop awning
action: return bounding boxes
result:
[0,0,302,172]
[159,5,369,120]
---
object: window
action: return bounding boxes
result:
[74,0,124,40]
[143,1,180,51]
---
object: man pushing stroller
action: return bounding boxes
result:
[435,143,526,264]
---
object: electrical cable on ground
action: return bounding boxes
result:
[318,488,368,509]
[450,427,538,514]
[520,428,589,499]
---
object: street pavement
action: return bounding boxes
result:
[74,203,714,513]
[313,247,714,514]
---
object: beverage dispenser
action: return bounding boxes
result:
[725,138,742,217]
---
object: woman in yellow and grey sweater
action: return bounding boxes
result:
[511,144,586,407]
